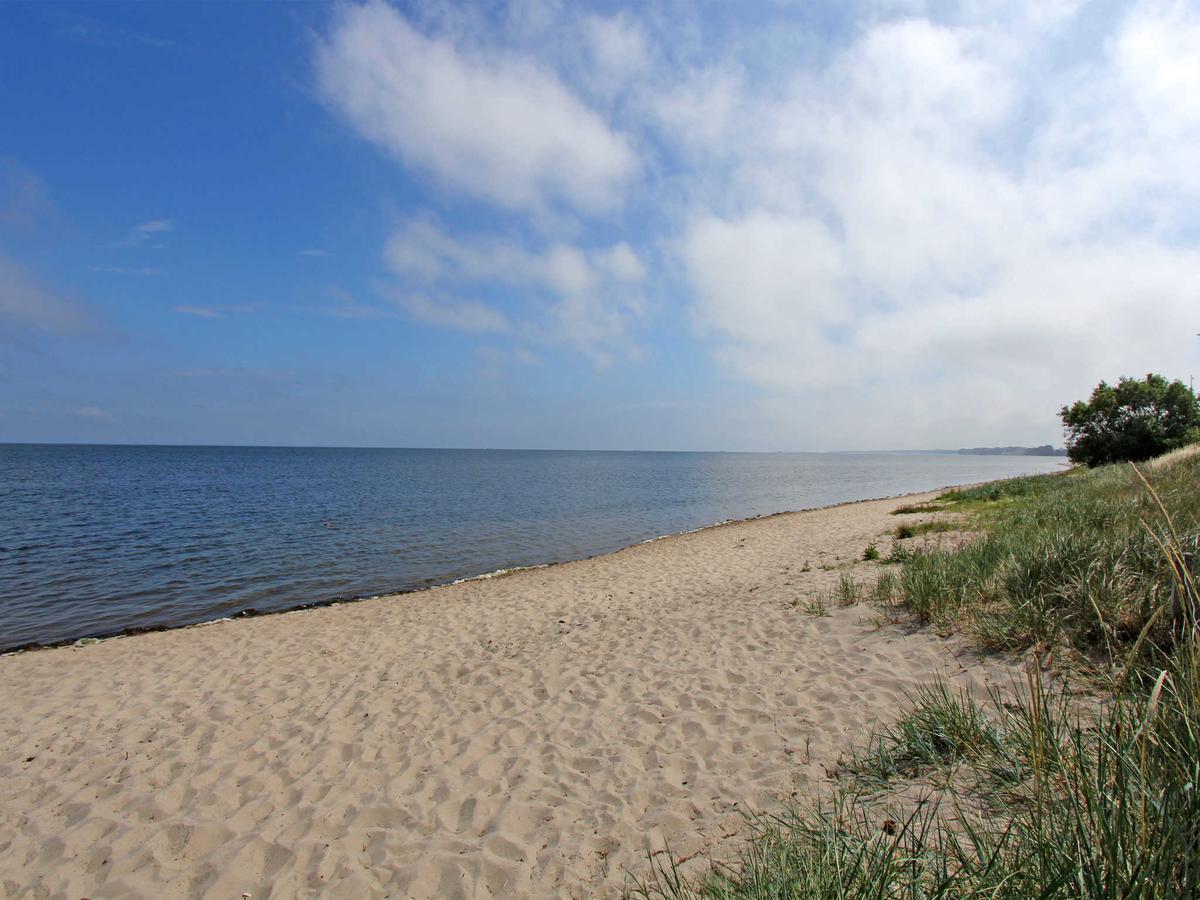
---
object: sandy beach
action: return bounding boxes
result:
[0,490,1022,899]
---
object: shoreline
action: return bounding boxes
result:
[1,479,1004,656]
[0,483,1033,897]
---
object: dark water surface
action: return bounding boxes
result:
[0,445,1065,649]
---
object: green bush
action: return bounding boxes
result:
[1061,373,1200,467]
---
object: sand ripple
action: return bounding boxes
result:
[0,491,1018,898]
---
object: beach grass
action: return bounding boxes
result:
[833,573,863,607]
[851,680,1002,781]
[633,449,1200,898]
[893,520,957,540]
[891,502,945,515]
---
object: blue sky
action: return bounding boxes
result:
[2,1,1198,450]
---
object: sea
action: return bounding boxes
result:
[0,445,1066,650]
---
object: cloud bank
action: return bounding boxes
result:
[315,0,1200,448]
[670,1,1200,446]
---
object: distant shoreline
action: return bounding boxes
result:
[1,441,1064,454]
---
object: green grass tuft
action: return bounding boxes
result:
[833,573,863,606]
[854,682,1002,780]
[894,520,957,540]
[870,569,901,605]
[892,501,944,515]
[795,595,829,617]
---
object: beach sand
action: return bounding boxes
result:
[0,490,1022,899]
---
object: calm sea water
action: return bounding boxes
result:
[0,445,1065,649]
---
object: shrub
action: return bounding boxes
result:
[1061,373,1200,467]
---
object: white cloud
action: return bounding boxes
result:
[384,216,642,295]
[383,217,646,362]
[316,0,638,217]
[541,245,595,296]
[672,0,1200,446]
[121,218,173,247]
[388,292,512,333]
[843,18,1015,135]
[584,12,650,95]
[499,0,563,42]
[135,219,172,235]
[684,213,847,348]
[384,217,533,283]
[0,252,91,335]
[1115,2,1200,127]
[648,65,744,155]
[310,0,1200,447]
[596,242,645,282]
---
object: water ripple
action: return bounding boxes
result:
[0,445,1064,649]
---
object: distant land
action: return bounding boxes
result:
[881,445,1068,457]
[951,445,1068,457]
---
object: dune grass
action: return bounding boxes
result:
[892,502,945,515]
[894,520,959,540]
[632,450,1200,898]
[902,460,1198,657]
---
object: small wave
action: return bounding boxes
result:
[452,563,551,584]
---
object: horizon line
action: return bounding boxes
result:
[0,440,1063,455]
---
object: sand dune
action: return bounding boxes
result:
[0,490,1021,898]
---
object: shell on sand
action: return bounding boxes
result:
[0,490,1021,899]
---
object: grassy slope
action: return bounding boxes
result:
[635,448,1200,898]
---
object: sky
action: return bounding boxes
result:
[1,0,1198,451]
